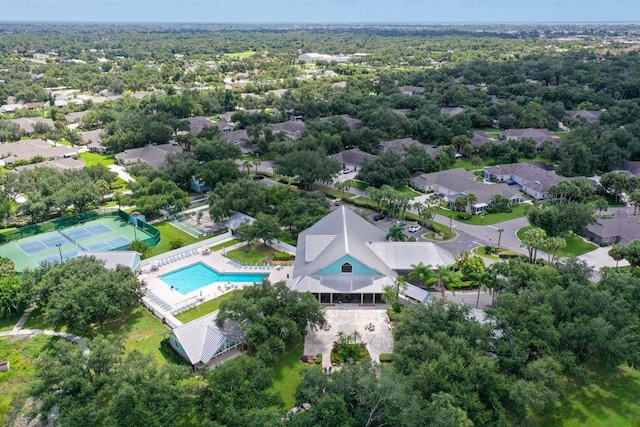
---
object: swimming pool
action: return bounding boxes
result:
[160,262,268,294]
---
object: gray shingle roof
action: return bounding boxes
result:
[330,148,376,167]
[369,242,455,270]
[115,143,183,169]
[565,110,603,123]
[272,120,306,139]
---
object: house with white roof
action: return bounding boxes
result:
[289,206,454,305]
[168,310,246,370]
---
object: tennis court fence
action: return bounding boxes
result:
[0,210,160,248]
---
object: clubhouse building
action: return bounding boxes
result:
[289,206,455,305]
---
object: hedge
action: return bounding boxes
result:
[379,353,395,363]
[273,252,293,261]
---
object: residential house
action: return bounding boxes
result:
[221,130,256,155]
[298,53,353,63]
[0,104,25,114]
[190,176,211,194]
[392,109,409,116]
[613,161,640,178]
[400,86,426,96]
[410,168,521,213]
[289,206,455,305]
[115,143,183,169]
[8,117,54,135]
[183,116,234,134]
[471,131,498,147]
[565,110,603,123]
[500,128,562,151]
[65,110,90,123]
[330,148,377,171]
[440,107,465,117]
[0,139,78,167]
[272,120,306,140]
[77,251,142,275]
[374,137,423,156]
[320,114,362,131]
[79,129,108,153]
[168,310,245,370]
[24,102,45,110]
[585,211,640,245]
[10,157,85,173]
[484,162,567,200]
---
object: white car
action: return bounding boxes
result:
[342,168,354,174]
[407,225,422,233]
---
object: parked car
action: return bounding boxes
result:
[407,225,422,233]
[373,214,385,221]
[394,221,406,227]
[251,174,265,180]
[342,168,354,174]
[506,179,516,185]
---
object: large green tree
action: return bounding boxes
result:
[22,256,142,330]
[217,280,326,361]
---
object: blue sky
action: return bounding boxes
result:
[2,0,637,23]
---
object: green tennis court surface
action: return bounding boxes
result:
[0,217,155,272]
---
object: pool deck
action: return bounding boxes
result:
[139,237,294,325]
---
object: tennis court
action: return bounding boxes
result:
[19,223,113,256]
[0,216,156,272]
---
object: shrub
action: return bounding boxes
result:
[169,238,184,250]
[498,251,528,260]
[391,302,403,313]
[483,245,498,254]
[273,252,293,261]
[600,242,610,247]
[379,353,395,363]
[315,353,322,365]
[458,212,472,220]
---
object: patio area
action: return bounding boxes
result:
[304,306,393,368]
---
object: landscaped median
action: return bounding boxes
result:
[516,225,597,258]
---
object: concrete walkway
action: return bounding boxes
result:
[0,307,90,356]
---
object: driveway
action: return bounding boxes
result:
[108,164,136,183]
[304,307,393,367]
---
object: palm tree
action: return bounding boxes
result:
[95,179,110,203]
[435,265,463,299]
[242,159,253,174]
[466,193,478,214]
[386,225,408,242]
[497,228,504,250]
[609,244,626,268]
[253,158,261,173]
[409,262,436,288]
[128,239,151,259]
[394,274,408,304]
[468,271,493,309]
[381,285,396,305]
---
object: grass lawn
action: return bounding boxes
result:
[396,185,420,195]
[223,50,256,58]
[455,203,529,225]
[540,365,640,427]
[520,155,554,165]
[226,243,278,264]
[321,187,356,200]
[23,306,172,363]
[175,291,237,323]
[210,239,241,252]
[350,180,369,190]
[516,226,597,257]
[268,340,315,409]
[0,334,61,425]
[454,158,493,171]
[149,221,207,257]
[0,311,22,332]
[79,151,116,167]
